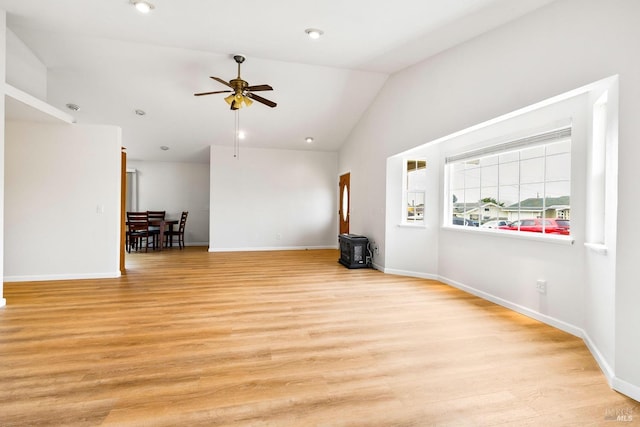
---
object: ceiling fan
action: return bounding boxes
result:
[194,55,277,110]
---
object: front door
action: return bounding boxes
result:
[339,173,350,235]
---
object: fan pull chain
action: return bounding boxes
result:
[234,110,240,159]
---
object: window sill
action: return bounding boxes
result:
[398,222,427,229]
[441,225,575,245]
[584,242,608,255]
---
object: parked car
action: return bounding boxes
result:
[452,217,467,226]
[480,220,511,229]
[498,218,570,235]
[451,217,477,227]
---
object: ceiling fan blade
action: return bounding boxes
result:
[194,90,233,96]
[230,100,240,110]
[246,84,273,92]
[246,92,277,108]
[210,76,233,88]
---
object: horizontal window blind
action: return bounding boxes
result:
[445,126,572,164]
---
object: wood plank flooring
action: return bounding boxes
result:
[1,248,638,426]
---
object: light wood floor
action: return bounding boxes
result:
[1,248,638,426]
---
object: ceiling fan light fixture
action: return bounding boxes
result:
[305,28,324,39]
[230,93,243,109]
[224,94,235,105]
[132,0,154,13]
[243,96,253,107]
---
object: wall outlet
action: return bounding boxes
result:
[536,280,547,294]
[276,233,282,241]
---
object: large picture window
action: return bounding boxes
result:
[446,127,571,235]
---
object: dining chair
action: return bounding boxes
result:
[147,211,166,249]
[126,211,153,252]
[165,211,188,249]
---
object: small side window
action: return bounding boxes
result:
[404,160,426,223]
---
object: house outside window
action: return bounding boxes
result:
[404,160,426,223]
[446,127,571,235]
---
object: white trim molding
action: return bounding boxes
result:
[383,267,439,281]
[4,271,121,283]
[612,377,640,403]
[438,274,583,338]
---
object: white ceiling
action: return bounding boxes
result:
[0,0,556,162]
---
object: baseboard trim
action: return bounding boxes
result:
[383,267,439,281]
[438,274,583,337]
[185,242,209,247]
[4,271,121,283]
[582,331,615,386]
[612,376,640,403]
[208,245,338,253]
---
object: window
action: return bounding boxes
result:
[446,127,571,235]
[404,160,426,223]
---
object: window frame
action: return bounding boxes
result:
[444,126,573,241]
[402,159,427,225]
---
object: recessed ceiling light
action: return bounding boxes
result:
[305,137,314,144]
[65,103,80,111]
[135,109,146,116]
[305,28,324,40]
[160,146,169,151]
[131,0,154,14]
[238,130,246,140]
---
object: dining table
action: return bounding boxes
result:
[148,218,179,251]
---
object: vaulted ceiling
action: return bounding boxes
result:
[0,0,556,162]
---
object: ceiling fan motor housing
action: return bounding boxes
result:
[230,78,248,93]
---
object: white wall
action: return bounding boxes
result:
[210,145,338,251]
[5,29,47,100]
[443,95,588,325]
[384,153,439,277]
[4,121,121,281]
[583,83,619,380]
[339,0,640,400]
[0,10,6,306]
[386,90,592,325]
[126,160,210,245]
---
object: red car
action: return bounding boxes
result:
[499,218,570,235]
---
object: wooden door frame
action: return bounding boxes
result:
[339,172,350,235]
[120,147,126,273]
